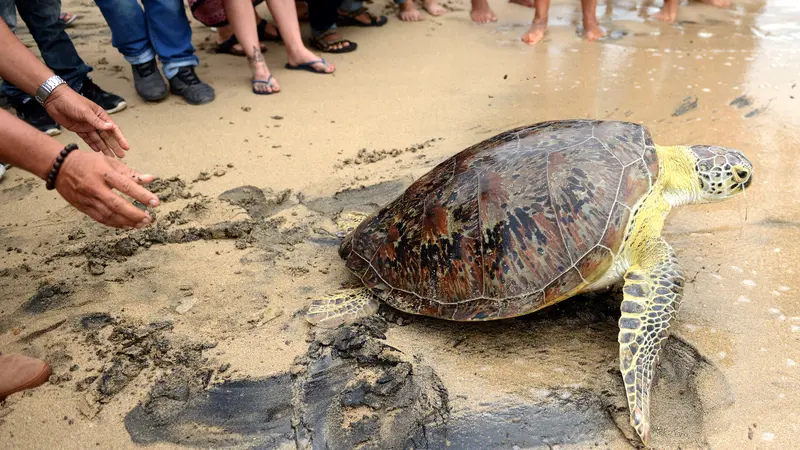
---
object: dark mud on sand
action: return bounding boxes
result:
[125,316,448,449]
[123,307,733,449]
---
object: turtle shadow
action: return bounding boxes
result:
[383,290,734,448]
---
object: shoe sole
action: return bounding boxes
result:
[105,101,128,115]
[45,128,62,137]
[170,87,215,105]
[138,90,169,102]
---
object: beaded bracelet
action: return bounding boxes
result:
[45,143,79,191]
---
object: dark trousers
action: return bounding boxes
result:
[307,0,344,36]
[0,0,92,105]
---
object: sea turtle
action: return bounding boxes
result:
[306,120,753,445]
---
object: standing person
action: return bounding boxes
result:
[0,0,127,136]
[190,0,334,95]
[521,0,604,45]
[93,0,216,105]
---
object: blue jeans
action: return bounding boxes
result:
[93,0,198,79]
[0,0,16,31]
[0,0,93,104]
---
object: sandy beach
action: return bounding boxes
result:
[1,0,798,448]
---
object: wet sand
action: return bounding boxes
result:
[1,0,799,448]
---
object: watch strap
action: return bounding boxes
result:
[35,75,66,105]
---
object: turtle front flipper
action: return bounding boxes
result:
[618,239,685,446]
[305,288,380,329]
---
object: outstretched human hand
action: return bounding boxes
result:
[55,151,160,229]
[44,86,129,158]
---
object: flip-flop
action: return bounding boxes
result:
[252,75,277,95]
[284,59,334,74]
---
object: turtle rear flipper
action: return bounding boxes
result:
[306,288,379,329]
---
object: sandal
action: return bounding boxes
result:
[58,12,79,27]
[310,31,358,54]
[257,19,282,43]
[336,7,388,27]
[252,75,277,95]
[285,59,334,74]
[215,35,266,57]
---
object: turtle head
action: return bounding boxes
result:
[687,145,753,203]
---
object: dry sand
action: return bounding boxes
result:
[1,0,799,448]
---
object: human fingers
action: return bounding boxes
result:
[107,160,160,206]
[97,187,151,227]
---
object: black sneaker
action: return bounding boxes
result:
[132,59,168,102]
[80,78,127,114]
[169,66,215,105]
[14,100,61,136]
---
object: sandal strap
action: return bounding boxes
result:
[314,30,352,48]
[253,75,274,87]
[340,7,369,19]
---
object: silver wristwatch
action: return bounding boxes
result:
[35,75,66,105]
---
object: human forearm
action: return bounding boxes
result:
[0,109,64,180]
[0,20,59,96]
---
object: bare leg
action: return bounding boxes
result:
[470,0,497,23]
[654,0,678,22]
[265,0,334,72]
[582,0,605,41]
[423,0,446,16]
[510,0,536,8]
[521,0,549,45]
[223,0,280,94]
[697,0,730,7]
[398,0,423,21]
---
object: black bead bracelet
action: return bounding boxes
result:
[45,143,79,191]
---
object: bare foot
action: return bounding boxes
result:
[247,48,279,94]
[698,0,730,7]
[287,48,335,73]
[584,20,605,41]
[509,0,535,7]
[399,1,423,21]
[521,20,547,44]
[471,0,497,23]
[423,0,447,16]
[654,0,678,22]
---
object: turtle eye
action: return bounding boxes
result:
[731,165,750,183]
